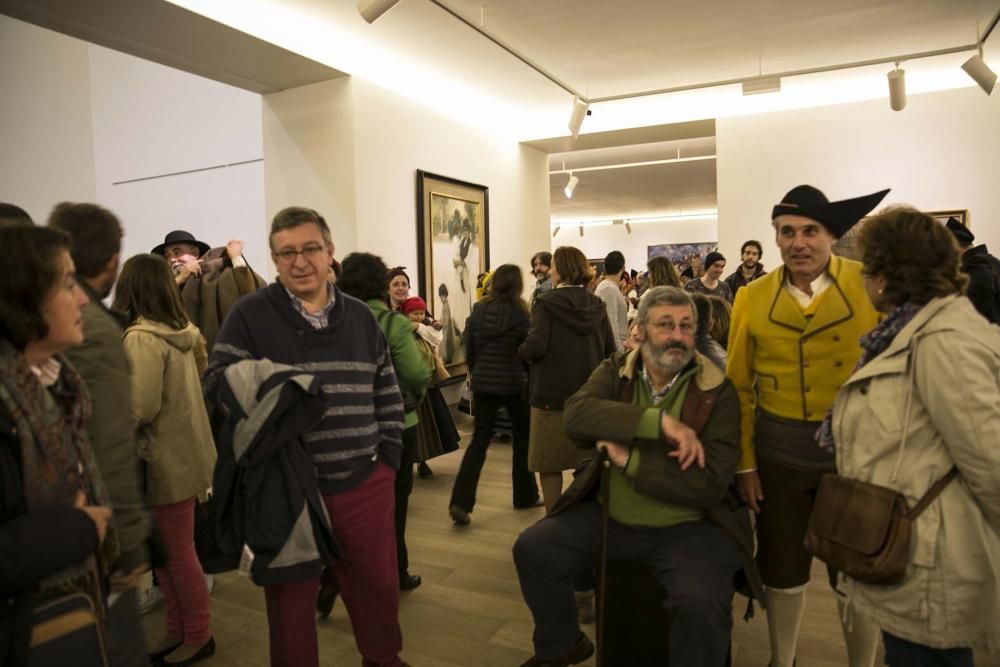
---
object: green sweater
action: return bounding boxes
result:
[367,299,432,429]
[608,366,704,527]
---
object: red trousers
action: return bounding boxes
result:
[153,497,212,645]
[263,463,402,667]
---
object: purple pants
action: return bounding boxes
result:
[264,463,403,667]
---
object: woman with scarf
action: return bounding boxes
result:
[821,207,1000,666]
[114,254,216,666]
[0,225,115,666]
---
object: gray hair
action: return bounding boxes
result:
[637,286,697,328]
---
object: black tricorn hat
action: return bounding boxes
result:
[151,230,211,257]
[945,217,974,246]
[772,185,890,238]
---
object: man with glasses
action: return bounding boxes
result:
[151,229,266,352]
[513,286,757,667]
[207,208,409,667]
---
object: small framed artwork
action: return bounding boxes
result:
[928,209,969,227]
[415,170,490,373]
[834,209,971,260]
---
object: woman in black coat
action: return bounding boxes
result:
[519,246,615,513]
[0,226,114,666]
[449,265,538,525]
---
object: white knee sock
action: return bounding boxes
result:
[765,585,808,667]
[837,596,880,667]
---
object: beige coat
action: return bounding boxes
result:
[832,295,1000,650]
[123,318,216,506]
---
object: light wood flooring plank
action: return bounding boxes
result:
[143,411,999,666]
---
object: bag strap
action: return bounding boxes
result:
[907,466,959,520]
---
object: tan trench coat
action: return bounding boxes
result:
[832,295,1000,650]
[123,318,216,506]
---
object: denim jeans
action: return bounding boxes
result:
[882,631,974,667]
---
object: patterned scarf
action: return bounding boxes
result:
[816,302,922,452]
[0,341,118,598]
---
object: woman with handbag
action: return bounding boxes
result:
[0,225,115,667]
[448,264,538,525]
[337,253,433,595]
[114,254,216,666]
[386,266,444,478]
[820,207,1000,666]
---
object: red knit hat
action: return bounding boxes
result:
[402,296,427,316]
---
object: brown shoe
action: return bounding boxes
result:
[519,633,594,667]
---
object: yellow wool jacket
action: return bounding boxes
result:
[726,255,878,471]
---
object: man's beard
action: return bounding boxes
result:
[743,260,758,270]
[535,270,549,281]
[642,339,695,378]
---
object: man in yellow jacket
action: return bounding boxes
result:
[726,184,888,667]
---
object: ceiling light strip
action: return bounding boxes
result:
[549,154,716,175]
[552,212,718,228]
[425,0,583,99]
[588,41,990,104]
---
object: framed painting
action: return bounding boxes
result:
[834,209,970,260]
[416,170,490,373]
[648,241,718,278]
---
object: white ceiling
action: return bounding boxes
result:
[163,0,999,141]
[443,0,998,101]
[549,138,718,222]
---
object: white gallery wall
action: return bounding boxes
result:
[0,16,268,273]
[264,77,551,300]
[87,45,267,271]
[716,85,1000,267]
[0,15,97,220]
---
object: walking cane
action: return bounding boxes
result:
[596,453,611,667]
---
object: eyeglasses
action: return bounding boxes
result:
[648,320,695,335]
[274,245,327,264]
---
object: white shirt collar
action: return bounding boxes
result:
[784,269,832,308]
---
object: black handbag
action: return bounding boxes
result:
[28,592,108,667]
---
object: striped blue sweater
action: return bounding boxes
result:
[206,282,405,494]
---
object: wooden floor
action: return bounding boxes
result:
[143,413,999,666]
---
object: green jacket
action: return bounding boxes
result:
[559,348,765,607]
[367,299,432,430]
[63,283,150,570]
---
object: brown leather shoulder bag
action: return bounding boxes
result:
[804,347,959,586]
[804,466,957,585]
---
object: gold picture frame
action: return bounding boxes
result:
[415,170,490,375]
[834,209,970,260]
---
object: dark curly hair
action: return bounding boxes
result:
[338,252,390,302]
[0,226,72,349]
[858,206,967,307]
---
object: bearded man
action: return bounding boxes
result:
[724,239,767,295]
[512,286,760,667]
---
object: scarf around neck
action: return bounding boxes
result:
[816,302,922,452]
[0,340,118,589]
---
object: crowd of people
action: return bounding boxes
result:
[1,183,999,667]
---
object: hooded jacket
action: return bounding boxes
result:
[833,296,1000,650]
[519,286,615,410]
[465,300,531,396]
[123,318,216,506]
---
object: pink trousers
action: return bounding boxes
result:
[152,497,212,645]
